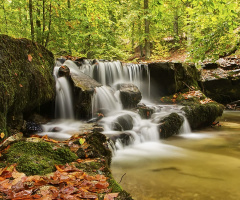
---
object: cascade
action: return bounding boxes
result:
[42,59,191,150]
[79,60,150,98]
[54,63,74,119]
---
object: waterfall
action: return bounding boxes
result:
[79,60,150,98]
[54,64,74,119]
[92,86,122,115]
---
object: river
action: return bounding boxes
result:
[111,111,240,200]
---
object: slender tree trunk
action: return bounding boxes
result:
[42,0,45,45]
[173,8,179,38]
[131,23,135,54]
[29,0,34,41]
[144,0,150,59]
[36,4,41,43]
[2,0,8,34]
[67,0,72,55]
[45,2,52,47]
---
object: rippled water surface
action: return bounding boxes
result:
[111,111,240,200]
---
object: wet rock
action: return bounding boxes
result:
[108,132,133,147]
[138,106,154,119]
[111,122,123,131]
[51,127,62,132]
[158,113,184,139]
[114,114,134,131]
[24,121,43,134]
[69,67,102,119]
[56,57,66,64]
[58,65,70,77]
[119,83,142,109]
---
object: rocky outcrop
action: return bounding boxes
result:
[200,66,240,104]
[148,62,200,98]
[0,35,55,139]
[119,83,142,109]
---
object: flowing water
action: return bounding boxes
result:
[44,60,240,199]
[111,111,240,200]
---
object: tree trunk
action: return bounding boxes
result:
[42,0,45,45]
[173,8,179,39]
[67,0,72,55]
[45,3,52,47]
[36,4,41,43]
[2,0,8,34]
[29,0,34,41]
[144,0,150,59]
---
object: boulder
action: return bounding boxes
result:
[0,35,55,139]
[69,71,102,119]
[58,65,70,77]
[119,83,142,109]
[113,114,134,131]
[158,113,184,139]
[138,105,154,119]
[181,102,224,129]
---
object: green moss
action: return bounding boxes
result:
[159,113,184,138]
[108,178,122,193]
[181,102,224,129]
[0,35,55,139]
[2,141,77,176]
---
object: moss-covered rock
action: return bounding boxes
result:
[1,140,77,176]
[0,35,55,139]
[158,113,184,139]
[181,102,224,129]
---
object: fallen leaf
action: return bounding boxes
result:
[19,84,23,87]
[28,54,32,62]
[0,132,4,139]
[79,138,86,145]
[104,193,119,200]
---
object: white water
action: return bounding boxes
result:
[79,60,150,98]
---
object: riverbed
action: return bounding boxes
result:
[111,111,240,200]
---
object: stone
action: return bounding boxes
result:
[119,83,142,109]
[114,114,134,131]
[58,65,70,77]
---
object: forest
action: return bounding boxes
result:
[1,0,240,61]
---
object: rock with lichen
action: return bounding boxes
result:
[0,35,55,139]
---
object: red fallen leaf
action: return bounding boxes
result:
[95,174,107,181]
[9,189,33,199]
[104,193,119,200]
[11,180,25,192]
[60,186,77,195]
[1,170,13,179]
[19,84,23,87]
[95,181,109,189]
[77,193,98,199]
[28,54,32,62]
[34,179,48,186]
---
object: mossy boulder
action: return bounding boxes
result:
[0,35,55,139]
[158,113,184,139]
[1,140,77,176]
[181,102,224,129]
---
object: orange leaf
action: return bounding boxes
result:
[0,132,4,139]
[19,84,23,87]
[39,53,43,57]
[28,54,32,62]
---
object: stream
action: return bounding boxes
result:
[111,111,240,200]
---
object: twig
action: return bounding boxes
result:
[118,173,126,184]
